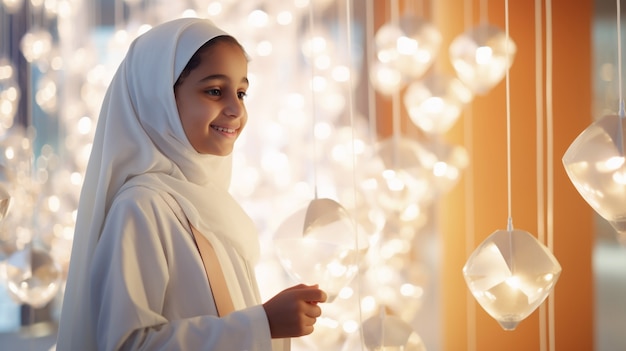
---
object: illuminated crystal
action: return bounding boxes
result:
[463,228,561,330]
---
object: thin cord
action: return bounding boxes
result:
[545,0,557,350]
[505,0,513,226]
[463,0,476,349]
[391,0,401,169]
[345,1,364,349]
[617,0,625,159]
[534,0,547,349]
[619,0,623,112]
[307,2,319,198]
[365,0,377,145]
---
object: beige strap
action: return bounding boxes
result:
[190,224,235,317]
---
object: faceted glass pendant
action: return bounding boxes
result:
[463,229,561,330]
[359,136,436,216]
[394,15,442,80]
[404,72,473,135]
[273,199,367,302]
[5,246,63,308]
[362,309,427,351]
[563,114,626,240]
[449,24,516,95]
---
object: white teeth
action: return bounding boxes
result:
[212,125,235,133]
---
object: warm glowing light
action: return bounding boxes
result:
[276,11,292,25]
[331,65,350,82]
[256,41,273,56]
[475,46,493,64]
[206,2,222,16]
[600,156,625,171]
[248,10,269,27]
[397,36,418,55]
[47,195,61,212]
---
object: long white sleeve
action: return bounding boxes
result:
[89,186,276,350]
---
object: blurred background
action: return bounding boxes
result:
[0,0,624,350]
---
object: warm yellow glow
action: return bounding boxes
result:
[314,55,331,70]
[311,76,327,92]
[248,10,269,27]
[276,11,293,25]
[420,96,444,114]
[475,46,493,65]
[314,121,332,140]
[207,2,222,16]
[48,195,61,212]
[600,156,625,172]
[397,36,418,55]
[433,161,448,177]
[332,65,350,82]
[339,286,354,299]
[256,40,273,56]
[342,319,359,333]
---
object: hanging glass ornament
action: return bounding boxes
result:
[374,17,441,83]
[20,28,54,65]
[562,114,626,239]
[404,72,473,135]
[360,136,436,216]
[369,60,404,96]
[449,24,516,95]
[463,228,561,330]
[361,308,427,351]
[0,57,20,131]
[417,138,469,194]
[273,198,367,302]
[36,70,60,114]
[395,15,441,80]
[5,246,63,308]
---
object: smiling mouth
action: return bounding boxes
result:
[211,125,236,134]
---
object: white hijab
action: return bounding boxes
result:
[57,17,260,347]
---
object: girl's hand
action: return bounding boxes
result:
[262,284,327,338]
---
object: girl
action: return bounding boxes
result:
[56,17,326,351]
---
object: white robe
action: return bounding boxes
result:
[88,183,288,350]
[55,18,290,351]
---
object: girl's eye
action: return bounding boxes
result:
[206,88,221,96]
[237,91,247,100]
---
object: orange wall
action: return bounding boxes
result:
[374,0,594,350]
[436,1,594,350]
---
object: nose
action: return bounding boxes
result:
[225,93,245,118]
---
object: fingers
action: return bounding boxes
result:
[304,303,322,318]
[291,284,328,303]
[263,284,328,338]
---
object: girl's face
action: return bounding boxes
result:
[175,41,249,156]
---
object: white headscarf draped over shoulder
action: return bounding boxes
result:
[57,17,259,347]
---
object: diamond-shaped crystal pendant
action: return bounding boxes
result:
[463,228,561,330]
[563,114,626,242]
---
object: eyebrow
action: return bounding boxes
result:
[199,74,249,85]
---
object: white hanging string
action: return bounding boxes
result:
[619,0,624,116]
[617,0,625,157]
[534,0,547,350]
[344,1,365,349]
[391,0,401,170]
[365,0,377,145]
[462,0,476,349]
[545,0,557,349]
[307,2,320,199]
[504,0,513,231]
